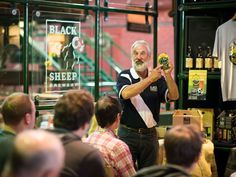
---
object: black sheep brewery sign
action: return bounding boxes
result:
[45,19,84,93]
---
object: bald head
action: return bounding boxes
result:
[3,130,65,177]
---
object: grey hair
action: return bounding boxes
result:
[131,40,151,56]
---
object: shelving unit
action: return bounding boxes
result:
[174,1,236,176]
[175,0,236,109]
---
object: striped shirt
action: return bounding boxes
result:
[116,68,168,128]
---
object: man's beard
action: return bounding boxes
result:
[132,60,148,72]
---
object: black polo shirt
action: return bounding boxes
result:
[117,68,168,129]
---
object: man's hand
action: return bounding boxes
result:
[163,61,174,75]
[149,65,163,82]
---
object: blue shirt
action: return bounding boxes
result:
[116,68,168,129]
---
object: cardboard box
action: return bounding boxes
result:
[189,108,214,140]
[172,109,203,130]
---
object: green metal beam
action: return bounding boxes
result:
[2,0,157,16]
[153,0,158,67]
[178,0,236,11]
[94,0,100,101]
[23,0,29,93]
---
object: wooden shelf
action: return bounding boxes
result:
[177,71,220,80]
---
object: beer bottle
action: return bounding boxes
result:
[185,45,193,70]
[204,46,213,71]
[213,57,220,72]
[195,46,204,69]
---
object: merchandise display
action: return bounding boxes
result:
[175,2,236,175]
[213,18,236,101]
[215,110,236,145]
[158,53,169,70]
[189,108,214,140]
[195,46,204,69]
[185,46,194,70]
[204,46,213,71]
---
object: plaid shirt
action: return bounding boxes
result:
[86,128,136,177]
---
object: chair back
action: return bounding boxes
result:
[224,147,236,177]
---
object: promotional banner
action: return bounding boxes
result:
[45,19,84,93]
[188,70,207,100]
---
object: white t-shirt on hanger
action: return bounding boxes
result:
[213,19,236,102]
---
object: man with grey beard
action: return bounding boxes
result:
[116,40,179,170]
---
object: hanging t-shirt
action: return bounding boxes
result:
[213,19,236,102]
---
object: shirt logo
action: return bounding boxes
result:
[150,86,158,92]
[229,39,236,65]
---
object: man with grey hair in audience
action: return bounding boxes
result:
[2,129,65,177]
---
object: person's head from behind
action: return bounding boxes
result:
[1,93,36,132]
[54,89,94,135]
[2,129,64,177]
[95,96,122,129]
[131,40,151,72]
[164,125,203,170]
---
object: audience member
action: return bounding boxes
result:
[86,96,136,177]
[158,132,218,177]
[133,125,203,177]
[52,89,106,177]
[2,129,65,177]
[0,92,36,174]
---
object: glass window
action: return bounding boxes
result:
[31,10,95,106]
[0,7,22,104]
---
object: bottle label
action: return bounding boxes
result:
[196,58,203,69]
[218,60,222,69]
[185,57,193,68]
[204,58,212,69]
[158,53,169,70]
[213,58,219,69]
[227,130,232,141]
[223,129,227,140]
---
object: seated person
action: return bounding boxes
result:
[52,89,106,177]
[86,96,136,177]
[158,126,218,177]
[159,124,218,177]
[0,93,36,175]
[2,129,64,177]
[133,125,203,177]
